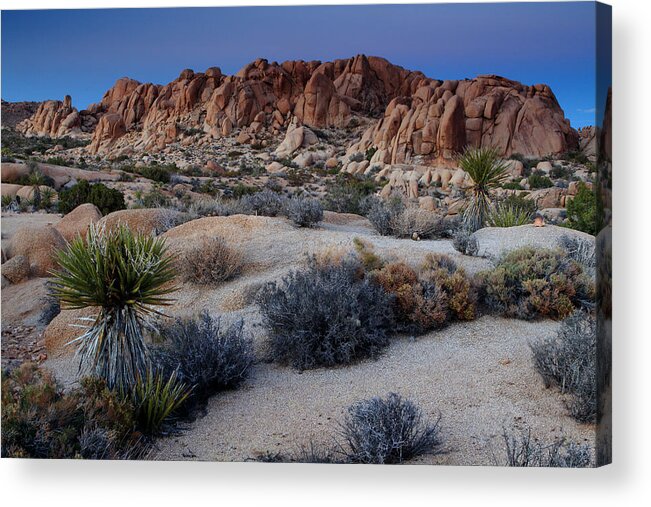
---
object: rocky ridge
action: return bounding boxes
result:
[16,55,578,161]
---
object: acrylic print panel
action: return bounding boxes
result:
[0,1,611,466]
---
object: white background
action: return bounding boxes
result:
[1,0,648,505]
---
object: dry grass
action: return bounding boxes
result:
[181,236,244,285]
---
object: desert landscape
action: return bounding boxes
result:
[1,4,611,466]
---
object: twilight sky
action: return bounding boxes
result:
[2,2,600,127]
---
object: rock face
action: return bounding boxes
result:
[18,55,578,161]
[17,95,94,138]
[1,100,41,128]
[5,225,66,277]
[349,75,578,164]
[55,203,102,242]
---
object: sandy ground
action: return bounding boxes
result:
[2,210,595,465]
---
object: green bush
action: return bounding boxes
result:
[130,370,191,435]
[58,180,126,215]
[136,165,172,183]
[528,171,553,189]
[478,247,594,320]
[1,363,144,459]
[324,174,378,214]
[565,183,597,235]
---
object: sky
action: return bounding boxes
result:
[1,2,603,128]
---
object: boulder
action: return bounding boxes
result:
[472,224,594,259]
[54,203,102,242]
[536,161,553,174]
[44,307,99,357]
[527,187,566,209]
[6,225,66,277]
[97,208,182,236]
[1,255,30,284]
[1,162,30,183]
[1,183,23,198]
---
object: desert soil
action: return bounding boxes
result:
[7,210,595,465]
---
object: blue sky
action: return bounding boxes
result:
[2,2,602,127]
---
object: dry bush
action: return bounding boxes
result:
[338,393,443,464]
[352,237,384,271]
[391,208,442,239]
[478,247,594,320]
[257,256,393,369]
[372,262,448,333]
[181,237,244,285]
[420,253,478,321]
[371,254,478,333]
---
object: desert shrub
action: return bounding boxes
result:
[284,196,323,227]
[231,183,259,199]
[181,237,244,285]
[238,188,286,217]
[459,147,510,231]
[338,393,443,464]
[391,208,442,239]
[499,427,592,467]
[153,312,254,407]
[130,370,191,435]
[452,227,479,256]
[58,180,126,216]
[478,247,594,320]
[365,197,404,236]
[530,311,596,422]
[257,256,393,369]
[549,164,572,180]
[51,225,176,391]
[372,262,447,333]
[561,150,590,165]
[353,237,384,271]
[135,164,173,183]
[528,171,554,189]
[502,181,523,190]
[371,255,476,334]
[421,254,478,322]
[565,183,597,235]
[324,174,378,214]
[1,363,143,459]
[559,234,596,277]
[487,201,531,227]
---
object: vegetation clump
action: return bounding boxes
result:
[458,147,509,231]
[58,179,126,215]
[565,182,597,234]
[371,254,477,333]
[339,393,443,464]
[499,426,592,467]
[530,311,596,422]
[284,196,324,227]
[51,225,176,391]
[257,256,393,369]
[478,247,594,320]
[1,363,145,459]
[153,311,254,408]
[181,236,244,285]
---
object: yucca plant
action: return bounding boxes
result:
[50,224,177,391]
[459,147,510,231]
[131,369,191,435]
[487,202,532,227]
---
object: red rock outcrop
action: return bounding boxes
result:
[19,55,578,160]
[349,75,578,164]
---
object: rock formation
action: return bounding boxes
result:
[17,55,578,160]
[348,75,578,164]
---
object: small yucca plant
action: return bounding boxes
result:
[487,202,532,227]
[459,147,510,231]
[131,370,191,435]
[51,224,177,391]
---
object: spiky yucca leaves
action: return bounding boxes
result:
[487,202,532,227]
[51,224,177,391]
[459,147,510,231]
[131,370,191,435]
